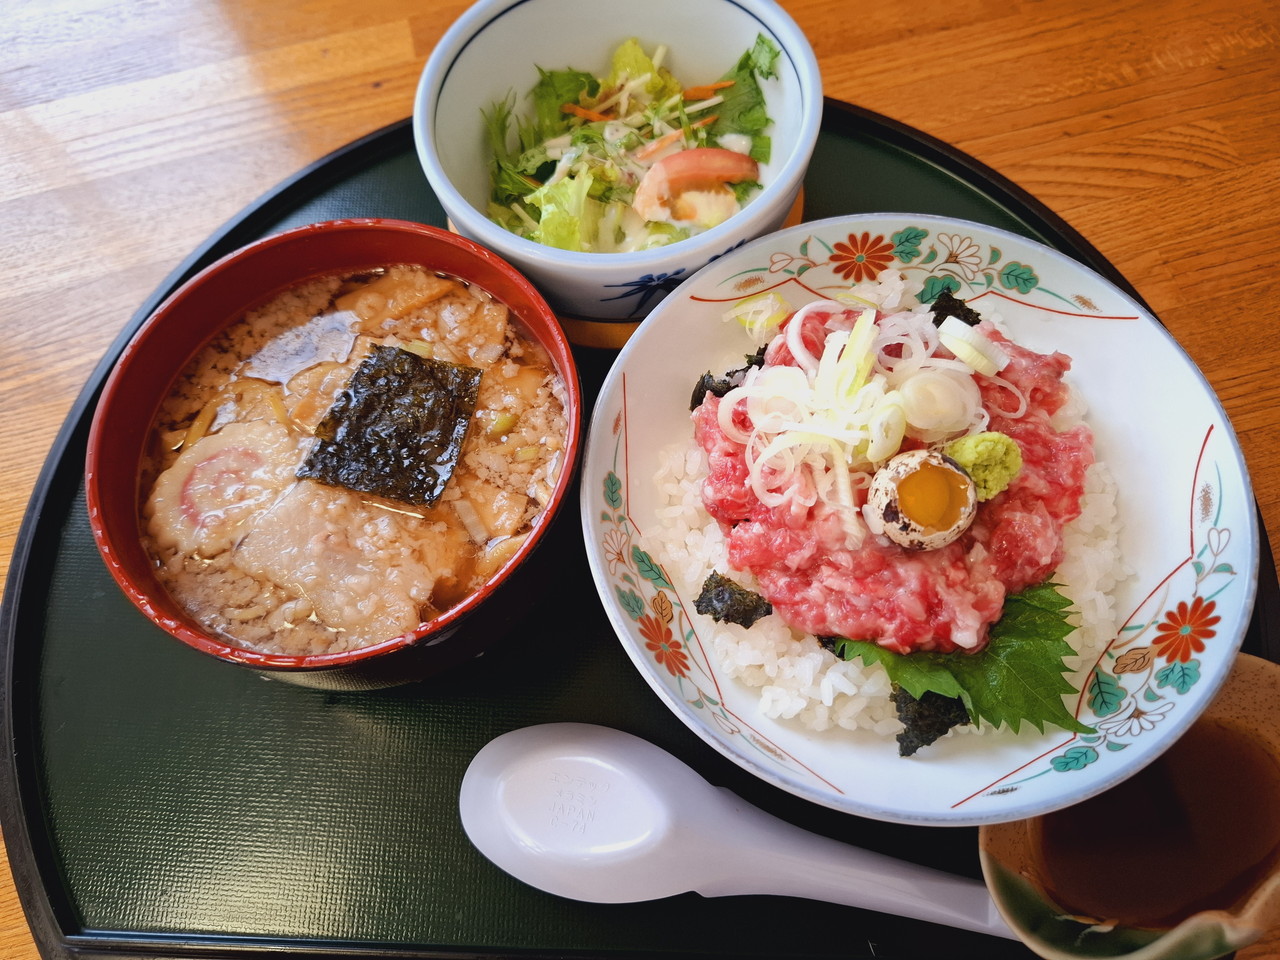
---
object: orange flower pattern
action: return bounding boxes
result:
[1152,596,1219,663]
[829,231,895,283]
[638,614,689,677]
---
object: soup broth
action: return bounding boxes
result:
[141,264,568,656]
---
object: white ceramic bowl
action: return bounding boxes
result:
[580,213,1258,826]
[413,0,822,344]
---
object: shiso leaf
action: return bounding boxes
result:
[928,288,983,327]
[831,582,1094,742]
[826,636,965,701]
[695,571,773,628]
[297,345,482,507]
[889,686,971,757]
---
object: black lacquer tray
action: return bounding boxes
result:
[4,99,1276,960]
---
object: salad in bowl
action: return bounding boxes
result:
[413,0,821,332]
[483,35,780,253]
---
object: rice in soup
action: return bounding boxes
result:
[141,264,569,656]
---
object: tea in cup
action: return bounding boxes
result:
[980,653,1280,960]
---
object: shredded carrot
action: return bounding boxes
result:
[682,80,736,101]
[562,103,610,122]
[633,116,718,163]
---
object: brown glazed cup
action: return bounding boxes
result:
[980,653,1280,960]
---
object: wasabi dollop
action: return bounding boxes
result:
[944,431,1022,501]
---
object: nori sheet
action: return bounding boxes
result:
[689,346,767,410]
[928,288,983,327]
[297,345,482,506]
[694,571,773,628]
[889,686,972,757]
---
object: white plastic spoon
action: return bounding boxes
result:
[459,722,1017,939]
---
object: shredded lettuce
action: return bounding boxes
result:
[529,67,598,141]
[483,93,550,210]
[527,172,601,252]
[607,38,680,100]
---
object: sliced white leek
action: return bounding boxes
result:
[938,315,1010,376]
[842,308,879,397]
[725,291,791,343]
[833,290,878,309]
[866,394,906,462]
[942,336,998,376]
[716,303,1001,542]
[898,368,979,434]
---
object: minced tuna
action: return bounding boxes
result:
[647,269,1128,737]
[691,308,1092,655]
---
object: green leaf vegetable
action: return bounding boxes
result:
[706,34,778,164]
[832,582,1095,739]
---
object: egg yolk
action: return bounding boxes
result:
[895,461,970,531]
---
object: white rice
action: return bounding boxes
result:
[645,396,1131,740]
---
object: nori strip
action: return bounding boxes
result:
[297,345,482,506]
[694,571,773,627]
[928,288,983,327]
[689,346,767,410]
[889,685,972,757]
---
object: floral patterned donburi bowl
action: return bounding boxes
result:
[579,213,1259,826]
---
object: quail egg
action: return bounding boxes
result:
[865,448,977,550]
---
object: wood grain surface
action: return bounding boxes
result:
[2,0,1277,957]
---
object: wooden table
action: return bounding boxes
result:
[2,0,1277,957]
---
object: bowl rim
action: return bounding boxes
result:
[85,217,583,672]
[411,0,824,268]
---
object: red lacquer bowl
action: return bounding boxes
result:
[85,219,582,690]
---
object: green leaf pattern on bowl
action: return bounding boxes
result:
[996,435,1242,793]
[597,419,845,791]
